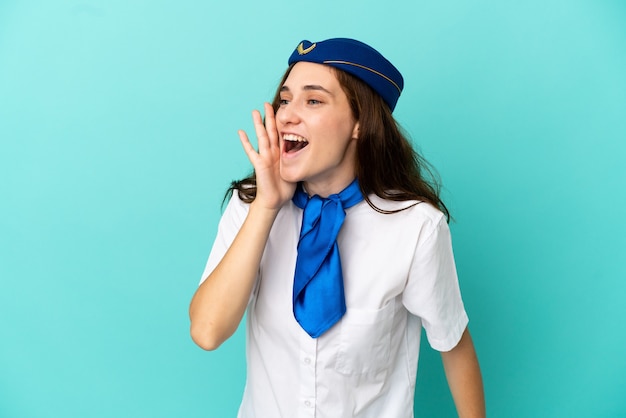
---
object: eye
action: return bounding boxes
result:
[307,99,322,105]
[279,99,289,106]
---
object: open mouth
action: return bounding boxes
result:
[283,133,309,153]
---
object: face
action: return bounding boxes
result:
[276,62,359,197]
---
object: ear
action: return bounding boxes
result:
[352,122,360,140]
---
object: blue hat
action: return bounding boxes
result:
[287,38,404,111]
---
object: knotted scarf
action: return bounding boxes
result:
[291,179,364,338]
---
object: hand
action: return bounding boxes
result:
[238,102,297,210]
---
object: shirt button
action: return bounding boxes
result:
[305,400,312,408]
[304,357,311,365]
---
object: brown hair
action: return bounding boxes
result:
[227,65,450,220]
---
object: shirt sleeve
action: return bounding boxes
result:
[402,213,468,352]
[199,192,250,285]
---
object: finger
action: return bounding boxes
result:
[237,129,259,163]
[251,109,270,155]
[263,103,279,152]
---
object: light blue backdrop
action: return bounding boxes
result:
[1,1,625,417]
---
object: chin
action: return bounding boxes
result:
[279,167,305,184]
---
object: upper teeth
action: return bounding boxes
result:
[283,134,308,142]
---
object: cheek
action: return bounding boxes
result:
[320,114,353,136]
[334,121,359,144]
[275,117,284,131]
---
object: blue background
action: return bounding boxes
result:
[1,1,625,416]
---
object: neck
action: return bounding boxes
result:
[302,176,357,198]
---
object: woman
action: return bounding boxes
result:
[189,38,485,417]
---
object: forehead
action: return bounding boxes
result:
[283,62,340,89]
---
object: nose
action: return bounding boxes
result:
[275,101,301,126]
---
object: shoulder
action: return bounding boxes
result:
[344,194,448,246]
[361,194,446,226]
[219,191,251,228]
[223,191,249,213]
[224,192,300,224]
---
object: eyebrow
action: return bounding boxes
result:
[280,85,334,96]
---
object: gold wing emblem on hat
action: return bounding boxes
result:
[297,42,316,55]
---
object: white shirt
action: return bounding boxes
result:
[200,193,468,418]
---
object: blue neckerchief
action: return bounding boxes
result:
[291,179,364,338]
